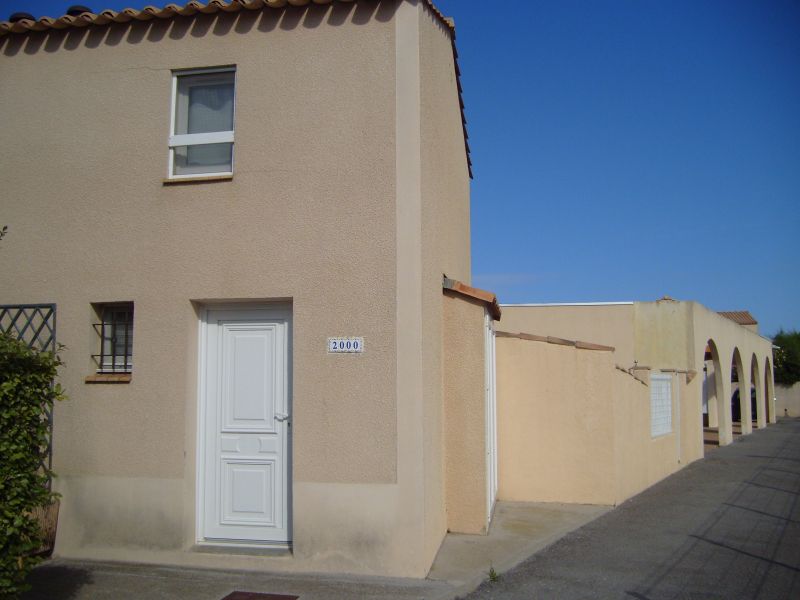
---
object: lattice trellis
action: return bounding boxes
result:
[0,304,56,352]
[0,304,57,486]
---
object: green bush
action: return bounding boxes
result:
[0,332,66,598]
[773,329,800,387]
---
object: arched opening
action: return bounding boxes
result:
[730,348,748,436]
[702,339,724,452]
[765,358,774,423]
[751,354,764,428]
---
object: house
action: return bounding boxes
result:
[0,0,778,581]
[0,0,500,578]
[495,298,776,506]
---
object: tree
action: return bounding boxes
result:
[773,329,800,386]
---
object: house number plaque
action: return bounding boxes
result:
[328,337,364,353]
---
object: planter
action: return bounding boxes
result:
[29,499,60,557]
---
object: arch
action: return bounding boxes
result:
[765,358,775,423]
[731,347,750,435]
[702,339,730,450]
[751,354,764,428]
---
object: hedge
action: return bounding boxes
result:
[0,332,66,598]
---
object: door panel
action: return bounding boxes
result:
[222,459,275,525]
[201,307,290,544]
[222,325,277,431]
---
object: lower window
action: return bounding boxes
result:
[92,302,134,373]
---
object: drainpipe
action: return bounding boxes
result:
[675,373,681,464]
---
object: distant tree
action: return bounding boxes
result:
[773,329,800,386]
[0,225,7,243]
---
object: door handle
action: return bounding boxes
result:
[274,412,290,422]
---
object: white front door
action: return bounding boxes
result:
[199,307,291,545]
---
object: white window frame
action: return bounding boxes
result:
[168,66,236,179]
[650,373,673,438]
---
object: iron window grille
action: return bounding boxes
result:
[92,303,133,373]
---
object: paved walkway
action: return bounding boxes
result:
[21,503,606,600]
[23,418,799,599]
[464,417,800,599]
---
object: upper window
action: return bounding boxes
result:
[650,373,672,437]
[169,67,235,178]
[92,303,134,373]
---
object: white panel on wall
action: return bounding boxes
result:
[650,374,673,437]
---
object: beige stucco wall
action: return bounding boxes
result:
[497,335,701,506]
[0,0,468,578]
[634,301,694,370]
[418,0,473,562]
[442,292,487,533]
[500,304,636,367]
[776,383,800,417]
[612,369,695,502]
[500,301,775,453]
[496,337,617,505]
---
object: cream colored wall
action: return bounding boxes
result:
[494,300,772,511]
[418,0,472,560]
[679,373,704,466]
[496,337,617,505]
[634,301,694,369]
[611,370,656,502]
[442,293,487,533]
[0,2,458,578]
[497,335,700,506]
[501,304,636,366]
[612,369,694,502]
[776,383,800,417]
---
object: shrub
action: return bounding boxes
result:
[773,329,800,387]
[0,333,66,598]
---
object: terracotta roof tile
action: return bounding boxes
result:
[443,277,501,320]
[718,310,758,326]
[0,0,472,177]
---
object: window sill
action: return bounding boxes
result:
[85,373,132,384]
[163,174,233,185]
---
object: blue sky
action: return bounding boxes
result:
[5,0,799,336]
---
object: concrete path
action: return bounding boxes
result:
[464,417,800,600]
[21,502,606,599]
[22,418,798,599]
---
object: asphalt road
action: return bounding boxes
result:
[463,418,800,600]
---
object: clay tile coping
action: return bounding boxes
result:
[0,0,472,179]
[575,340,616,352]
[495,330,615,352]
[718,310,758,326]
[546,335,573,347]
[443,277,501,320]
[518,332,548,343]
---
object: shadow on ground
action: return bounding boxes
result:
[22,564,93,600]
